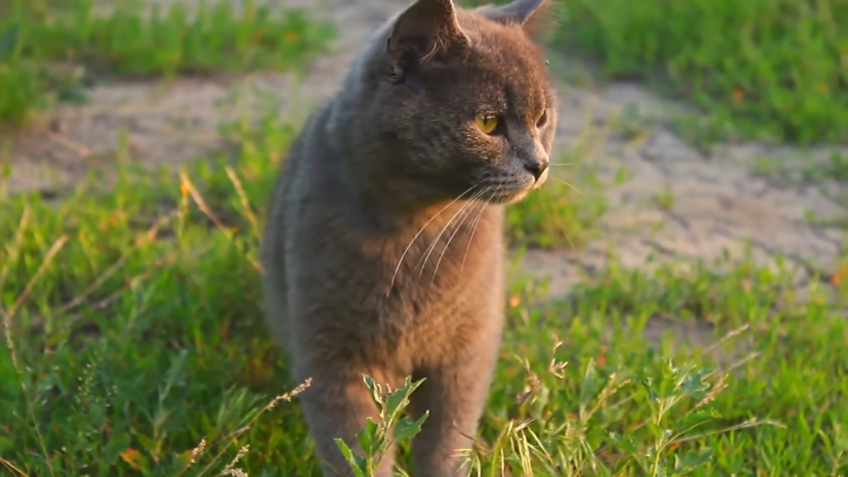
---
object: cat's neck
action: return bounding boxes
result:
[329,145,497,237]
[319,100,469,233]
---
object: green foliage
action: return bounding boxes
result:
[558,0,848,144]
[506,121,622,249]
[335,376,428,477]
[1,103,846,475]
[506,162,608,249]
[478,256,848,475]
[2,1,845,475]
[0,0,334,128]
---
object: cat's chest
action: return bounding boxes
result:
[288,197,503,307]
[387,209,503,282]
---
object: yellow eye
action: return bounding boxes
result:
[475,114,499,134]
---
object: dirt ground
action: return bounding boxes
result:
[5,0,848,342]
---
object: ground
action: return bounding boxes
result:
[2,0,847,475]
[8,0,848,331]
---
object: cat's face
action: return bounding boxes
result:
[366,0,558,205]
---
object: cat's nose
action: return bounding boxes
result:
[517,137,549,182]
[523,158,549,181]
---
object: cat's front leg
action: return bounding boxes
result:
[407,327,502,476]
[296,364,401,477]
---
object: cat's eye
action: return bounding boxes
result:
[537,109,548,127]
[475,114,499,135]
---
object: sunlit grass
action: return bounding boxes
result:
[2,104,846,475]
[0,0,334,128]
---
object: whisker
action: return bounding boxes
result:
[417,188,488,278]
[390,185,478,288]
[550,177,584,197]
[548,162,579,167]
[460,186,500,276]
[429,187,491,285]
[416,196,480,275]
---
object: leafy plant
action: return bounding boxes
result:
[335,376,429,477]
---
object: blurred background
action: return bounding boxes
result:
[1,0,847,475]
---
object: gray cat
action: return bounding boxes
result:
[261,0,558,475]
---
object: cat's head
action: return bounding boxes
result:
[347,0,559,206]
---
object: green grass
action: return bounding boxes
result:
[507,115,625,250]
[0,0,334,129]
[1,104,846,475]
[507,160,610,250]
[555,0,848,144]
[464,0,848,145]
[506,166,606,249]
[1,1,847,474]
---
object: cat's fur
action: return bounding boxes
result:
[261,0,558,475]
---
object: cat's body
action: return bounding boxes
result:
[261,1,557,475]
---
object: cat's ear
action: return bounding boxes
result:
[387,0,469,66]
[476,0,560,43]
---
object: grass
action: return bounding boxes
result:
[0,0,334,129]
[464,0,847,147]
[2,0,847,475]
[464,0,848,144]
[554,0,848,145]
[506,166,606,249]
[507,106,626,250]
[1,101,847,475]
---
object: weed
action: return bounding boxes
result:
[805,151,848,183]
[507,162,607,249]
[507,101,620,249]
[654,188,675,210]
[335,376,428,477]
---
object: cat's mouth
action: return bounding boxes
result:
[477,173,547,204]
[486,189,530,204]
[477,185,534,205]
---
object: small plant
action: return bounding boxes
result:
[464,341,776,475]
[609,103,656,143]
[335,376,429,477]
[654,188,675,210]
[806,151,848,183]
[507,165,608,249]
[618,360,776,475]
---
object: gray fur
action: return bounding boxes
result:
[261,0,558,475]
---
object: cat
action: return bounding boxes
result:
[260,0,558,475]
